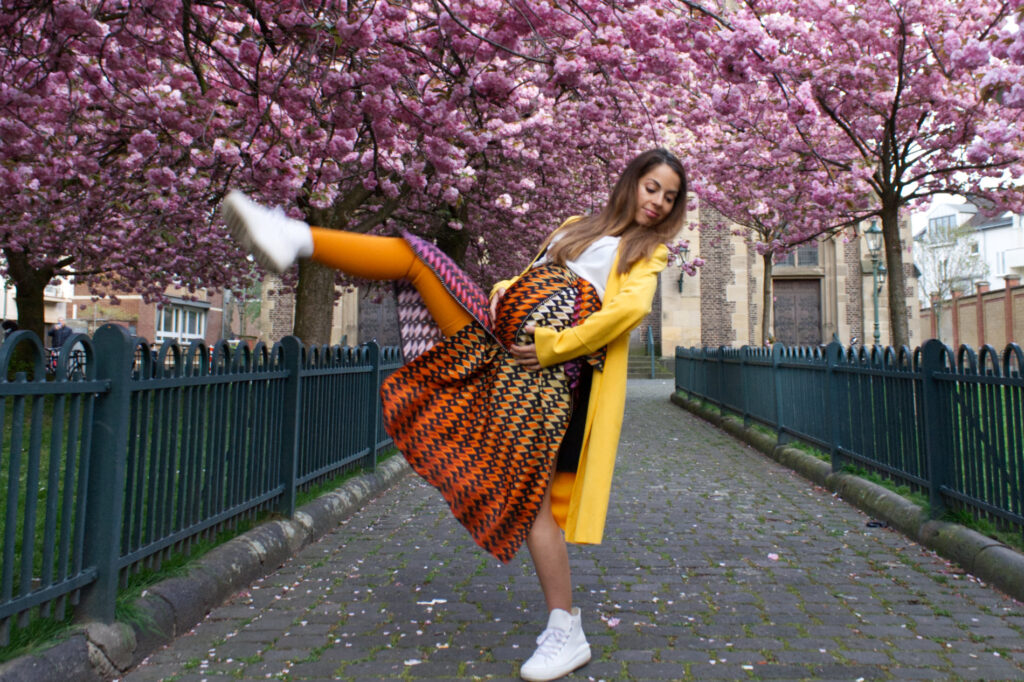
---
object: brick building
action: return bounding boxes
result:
[257,275,360,346]
[659,198,922,353]
[71,283,230,347]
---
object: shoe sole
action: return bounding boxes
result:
[221,192,286,273]
[520,644,591,682]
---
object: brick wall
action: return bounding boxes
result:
[698,205,736,347]
[747,241,759,346]
[921,276,1023,349]
[358,287,401,346]
[260,275,295,343]
[845,237,863,343]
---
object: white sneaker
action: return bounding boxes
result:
[221,190,313,273]
[520,607,591,682]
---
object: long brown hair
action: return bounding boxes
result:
[542,148,687,274]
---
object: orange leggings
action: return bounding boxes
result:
[310,228,473,338]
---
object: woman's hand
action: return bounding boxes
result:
[510,325,543,371]
[489,286,507,322]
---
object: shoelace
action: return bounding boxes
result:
[532,626,571,660]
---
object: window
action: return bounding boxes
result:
[777,243,819,268]
[929,215,957,232]
[156,304,207,344]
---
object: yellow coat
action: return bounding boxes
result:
[493,238,669,545]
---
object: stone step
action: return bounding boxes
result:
[626,355,674,379]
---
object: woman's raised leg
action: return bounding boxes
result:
[222,191,472,337]
[308,228,471,337]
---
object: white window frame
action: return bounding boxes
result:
[155,303,207,344]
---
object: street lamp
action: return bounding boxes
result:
[677,245,690,293]
[865,220,885,345]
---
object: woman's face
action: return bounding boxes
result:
[634,163,681,227]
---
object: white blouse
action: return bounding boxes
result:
[534,235,621,300]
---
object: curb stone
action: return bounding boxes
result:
[0,456,412,682]
[670,390,1024,604]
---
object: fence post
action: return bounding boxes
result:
[674,347,681,393]
[79,324,134,622]
[772,343,791,445]
[716,346,725,417]
[825,341,844,473]
[920,338,953,518]
[278,336,302,518]
[365,341,381,469]
[647,327,655,379]
[741,346,751,428]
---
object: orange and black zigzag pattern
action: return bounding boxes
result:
[395,231,494,362]
[381,264,602,562]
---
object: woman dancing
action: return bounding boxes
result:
[222,148,686,681]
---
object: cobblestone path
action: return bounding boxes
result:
[124,380,1024,681]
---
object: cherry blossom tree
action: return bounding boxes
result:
[2,0,709,345]
[685,76,865,344]
[144,0,708,343]
[681,0,1024,349]
[0,2,266,339]
[973,0,1024,106]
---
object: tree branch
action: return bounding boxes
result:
[432,0,552,64]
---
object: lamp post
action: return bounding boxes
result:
[864,220,886,345]
[677,245,690,293]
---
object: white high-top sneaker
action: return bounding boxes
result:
[221,191,314,273]
[520,607,591,681]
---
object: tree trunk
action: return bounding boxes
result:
[292,259,335,346]
[291,203,354,347]
[431,215,471,265]
[289,197,467,347]
[761,252,774,345]
[880,204,910,349]
[4,249,53,341]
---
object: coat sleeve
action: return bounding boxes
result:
[490,278,517,299]
[533,245,668,367]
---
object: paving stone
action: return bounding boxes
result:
[888,649,950,667]
[259,648,298,662]
[771,649,840,666]
[577,659,625,678]
[839,648,892,664]
[272,633,332,650]
[885,667,951,679]
[784,637,844,651]
[121,381,1024,682]
[204,638,271,660]
[810,663,889,680]
[287,658,347,678]
[120,663,182,681]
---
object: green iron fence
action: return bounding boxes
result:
[676,339,1024,539]
[0,324,402,643]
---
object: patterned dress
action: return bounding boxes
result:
[381,234,605,562]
